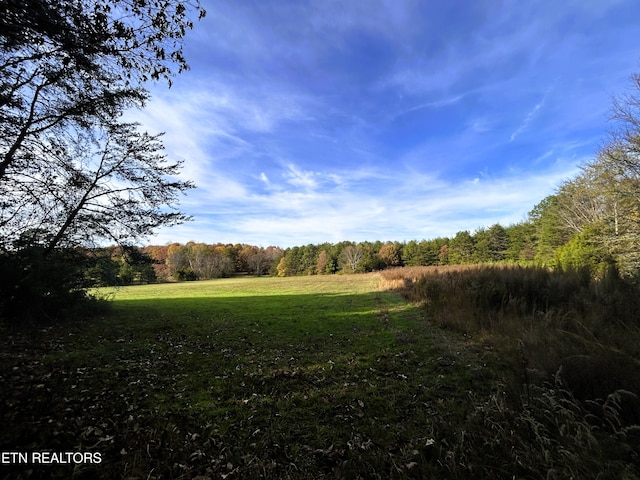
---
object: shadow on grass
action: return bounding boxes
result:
[3,283,637,479]
[3,289,477,479]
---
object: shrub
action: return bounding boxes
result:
[0,246,108,325]
[174,268,198,281]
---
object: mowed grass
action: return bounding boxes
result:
[1,274,500,479]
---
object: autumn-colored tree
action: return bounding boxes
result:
[378,243,402,268]
[316,250,329,275]
[276,256,290,277]
[438,244,450,265]
[143,245,170,280]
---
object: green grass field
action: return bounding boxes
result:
[1,273,637,479]
[1,274,498,479]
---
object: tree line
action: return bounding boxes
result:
[97,183,631,285]
[88,243,285,285]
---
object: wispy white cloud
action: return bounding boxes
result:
[150,153,581,247]
[133,0,640,247]
[283,164,319,191]
[391,94,467,121]
[510,99,545,142]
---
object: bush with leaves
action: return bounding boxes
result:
[0,233,107,324]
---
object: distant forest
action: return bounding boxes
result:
[94,164,639,285]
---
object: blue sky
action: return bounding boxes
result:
[134,0,640,248]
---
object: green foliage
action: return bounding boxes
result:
[282,244,321,275]
[505,221,537,262]
[118,261,135,285]
[402,238,448,266]
[554,229,614,277]
[474,224,509,262]
[448,230,475,264]
[174,268,198,281]
[0,240,107,324]
[84,246,158,286]
[529,195,573,264]
[84,249,120,286]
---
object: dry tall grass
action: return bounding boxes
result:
[380,264,640,395]
[379,264,640,478]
